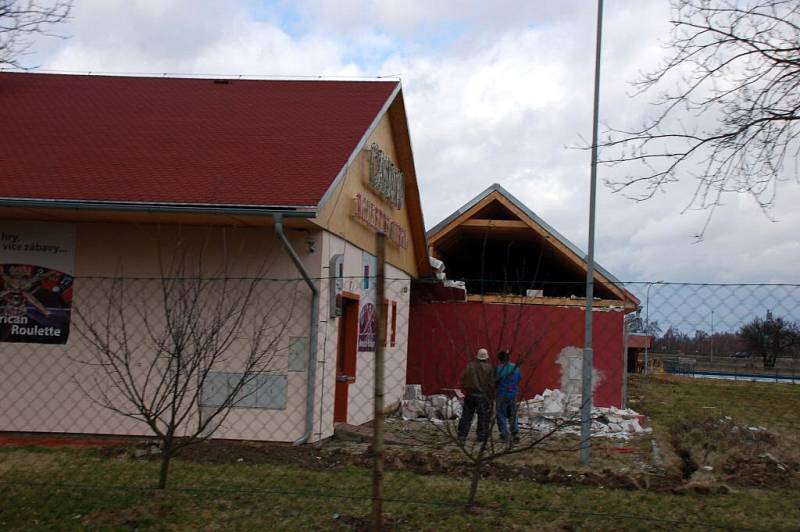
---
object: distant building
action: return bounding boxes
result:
[625,333,653,373]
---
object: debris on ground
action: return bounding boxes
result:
[401,384,462,421]
[400,386,651,439]
[516,389,652,440]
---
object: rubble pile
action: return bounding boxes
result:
[400,385,651,439]
[400,384,462,421]
[516,388,651,440]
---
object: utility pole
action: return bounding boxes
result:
[580,0,604,466]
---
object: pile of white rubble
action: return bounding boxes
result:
[401,385,462,421]
[400,385,651,440]
[517,388,651,440]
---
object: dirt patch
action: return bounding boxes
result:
[81,500,171,529]
[133,437,685,493]
[720,454,800,488]
[175,440,329,469]
[489,462,683,491]
[106,438,673,493]
[97,439,333,470]
[324,446,683,492]
[0,433,134,449]
[332,513,401,531]
[89,414,796,494]
[668,415,799,489]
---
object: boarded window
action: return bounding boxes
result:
[200,372,287,409]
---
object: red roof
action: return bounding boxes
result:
[627,334,652,349]
[0,73,398,209]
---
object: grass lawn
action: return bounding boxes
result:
[1,375,799,531]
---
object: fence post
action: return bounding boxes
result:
[372,231,386,531]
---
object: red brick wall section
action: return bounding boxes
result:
[407,301,624,408]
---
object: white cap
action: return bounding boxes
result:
[476,348,489,360]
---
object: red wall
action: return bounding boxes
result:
[407,301,624,408]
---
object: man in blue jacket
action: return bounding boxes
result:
[495,350,521,443]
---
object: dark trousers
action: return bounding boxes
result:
[458,393,490,442]
[495,396,519,440]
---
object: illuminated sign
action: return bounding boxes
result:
[367,143,404,209]
[353,193,408,249]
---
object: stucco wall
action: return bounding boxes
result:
[0,221,322,442]
[314,231,410,440]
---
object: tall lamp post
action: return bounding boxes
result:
[643,281,663,375]
[580,0,604,467]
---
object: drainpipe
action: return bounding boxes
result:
[274,214,320,446]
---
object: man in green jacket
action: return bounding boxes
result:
[457,348,495,444]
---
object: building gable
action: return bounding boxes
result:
[312,91,428,278]
[427,184,632,307]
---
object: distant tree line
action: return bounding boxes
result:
[627,311,799,369]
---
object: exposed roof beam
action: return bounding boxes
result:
[459,219,528,229]
[467,293,637,312]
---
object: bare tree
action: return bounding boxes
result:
[402,268,589,510]
[600,0,800,233]
[740,310,799,368]
[1,1,72,68]
[73,246,300,489]
[401,303,587,510]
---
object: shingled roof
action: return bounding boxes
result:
[0,73,399,211]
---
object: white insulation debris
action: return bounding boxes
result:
[401,386,651,439]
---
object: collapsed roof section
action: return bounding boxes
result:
[426,184,638,310]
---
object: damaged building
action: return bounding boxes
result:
[407,184,638,408]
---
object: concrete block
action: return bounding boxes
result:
[404,384,423,401]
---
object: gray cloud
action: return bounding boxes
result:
[20,0,800,285]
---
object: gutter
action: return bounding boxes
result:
[0,197,317,218]
[273,213,320,445]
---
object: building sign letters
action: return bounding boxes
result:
[367,143,404,209]
[353,193,408,249]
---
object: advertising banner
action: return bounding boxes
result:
[0,222,76,344]
[357,251,377,352]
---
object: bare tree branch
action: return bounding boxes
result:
[599,0,800,233]
[72,232,302,488]
[0,0,71,68]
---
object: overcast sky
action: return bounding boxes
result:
[21,0,800,289]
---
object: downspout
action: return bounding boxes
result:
[274,214,320,446]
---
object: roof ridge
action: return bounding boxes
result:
[0,70,401,83]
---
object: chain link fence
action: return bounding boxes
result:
[1,275,799,529]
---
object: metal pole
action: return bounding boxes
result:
[642,280,662,376]
[580,0,604,466]
[371,232,386,531]
[710,310,715,365]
